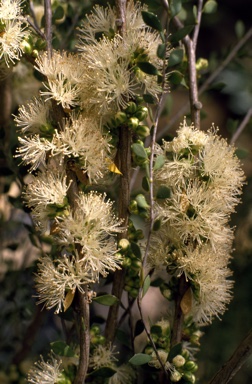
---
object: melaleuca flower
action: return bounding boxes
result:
[35,51,84,109]
[16,112,112,181]
[14,97,53,136]
[0,19,27,66]
[89,344,118,370]
[77,0,165,112]
[52,113,112,182]
[23,169,71,234]
[0,0,23,20]
[27,353,64,384]
[55,191,123,278]
[108,364,136,384]
[35,253,94,313]
[148,350,168,369]
[16,135,55,171]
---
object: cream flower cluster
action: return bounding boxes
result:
[27,353,63,384]
[0,0,28,66]
[30,1,164,114]
[149,119,245,324]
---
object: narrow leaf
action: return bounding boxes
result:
[141,11,162,32]
[157,43,166,59]
[130,242,142,259]
[180,288,193,315]
[109,162,123,175]
[88,367,117,378]
[153,155,166,171]
[156,185,171,199]
[64,289,75,312]
[129,353,152,365]
[93,294,119,306]
[143,93,156,104]
[168,48,184,67]
[168,70,184,85]
[170,0,182,18]
[53,5,64,20]
[137,61,159,76]
[50,341,76,357]
[169,25,194,43]
[142,275,151,297]
[142,176,150,191]
[131,143,148,159]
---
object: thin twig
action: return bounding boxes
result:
[157,28,252,140]
[230,107,252,144]
[193,0,204,49]
[208,329,252,384]
[44,0,53,58]
[27,18,45,39]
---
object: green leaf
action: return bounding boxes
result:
[134,319,145,337]
[131,143,148,159]
[143,93,156,104]
[153,219,161,231]
[141,11,162,32]
[156,185,171,199]
[170,0,182,18]
[153,155,166,171]
[151,277,164,287]
[157,43,166,59]
[235,148,248,159]
[137,62,159,76]
[168,70,184,85]
[203,0,218,14]
[142,176,150,191]
[142,275,151,297]
[168,48,184,67]
[168,343,182,361]
[169,25,194,43]
[93,294,119,306]
[88,367,117,378]
[130,242,142,259]
[129,353,152,365]
[53,5,64,20]
[50,341,76,357]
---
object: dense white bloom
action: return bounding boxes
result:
[148,349,168,369]
[52,114,111,182]
[0,19,27,66]
[77,0,164,112]
[0,0,23,20]
[14,97,52,135]
[27,353,63,384]
[16,135,55,171]
[35,253,94,313]
[23,169,71,234]
[89,344,118,370]
[35,51,84,109]
[56,192,123,278]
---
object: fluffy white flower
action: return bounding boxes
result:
[27,353,63,384]
[56,192,123,278]
[0,0,23,20]
[35,253,94,313]
[108,364,136,384]
[0,19,27,66]
[89,344,118,370]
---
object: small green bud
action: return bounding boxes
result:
[31,49,39,58]
[123,257,131,267]
[128,117,139,130]
[119,238,130,251]
[172,354,186,368]
[21,40,33,54]
[145,346,154,355]
[115,111,127,126]
[135,194,150,209]
[135,124,150,138]
[129,200,139,214]
[181,349,190,359]
[182,372,196,383]
[125,101,137,114]
[135,95,144,104]
[135,106,148,121]
[184,361,198,372]
[135,229,144,240]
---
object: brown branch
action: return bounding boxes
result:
[44,0,53,58]
[74,288,90,384]
[230,107,252,144]
[208,329,252,384]
[104,0,131,344]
